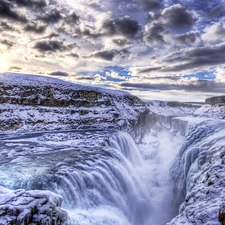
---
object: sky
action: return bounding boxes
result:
[0,0,225,101]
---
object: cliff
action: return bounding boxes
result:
[205,96,225,105]
[0,73,149,140]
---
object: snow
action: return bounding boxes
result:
[145,100,201,117]
[0,72,133,97]
[0,73,147,137]
[0,186,68,224]
[194,104,225,119]
[168,119,225,225]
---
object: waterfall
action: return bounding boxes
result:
[0,123,187,225]
[109,131,143,166]
[51,132,151,225]
[0,131,152,225]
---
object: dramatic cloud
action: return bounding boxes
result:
[65,11,80,24]
[120,80,225,93]
[144,22,165,44]
[13,0,48,9]
[49,71,68,76]
[24,22,47,34]
[9,66,22,71]
[0,22,15,31]
[162,4,195,29]
[69,53,79,59]
[163,44,225,72]
[102,16,141,39]
[112,39,130,47]
[0,0,27,22]
[89,49,130,61]
[0,39,13,49]
[33,40,74,53]
[175,33,197,45]
[38,7,61,24]
[1,0,225,101]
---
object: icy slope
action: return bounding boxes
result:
[0,73,148,137]
[168,119,225,225]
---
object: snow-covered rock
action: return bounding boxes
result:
[194,104,225,119]
[143,101,201,137]
[0,73,149,140]
[168,119,225,225]
[0,186,68,224]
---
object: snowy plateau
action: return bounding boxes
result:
[0,73,225,225]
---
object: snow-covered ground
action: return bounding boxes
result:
[0,73,148,139]
[194,104,225,119]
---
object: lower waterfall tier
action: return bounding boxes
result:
[0,131,153,225]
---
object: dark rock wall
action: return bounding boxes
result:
[205,96,225,105]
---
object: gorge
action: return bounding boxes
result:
[0,73,225,225]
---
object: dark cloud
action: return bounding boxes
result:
[120,80,225,93]
[24,22,47,34]
[0,22,15,31]
[145,22,165,44]
[49,71,68,76]
[75,76,95,81]
[0,0,27,22]
[38,7,61,23]
[162,4,195,29]
[69,53,79,59]
[175,33,196,45]
[163,44,225,72]
[65,11,80,24]
[102,16,141,39]
[12,0,48,9]
[0,39,14,48]
[137,66,163,74]
[34,40,73,53]
[112,38,129,46]
[90,49,130,61]
[9,66,22,71]
[138,0,161,10]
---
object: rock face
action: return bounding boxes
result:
[205,96,225,105]
[0,73,149,141]
[219,204,225,225]
[168,119,225,225]
[0,186,68,225]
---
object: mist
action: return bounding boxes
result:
[137,129,183,225]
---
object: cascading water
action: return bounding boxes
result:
[0,131,152,225]
[0,124,184,225]
[51,141,151,225]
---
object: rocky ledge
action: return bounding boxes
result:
[0,73,149,140]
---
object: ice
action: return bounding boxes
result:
[168,119,225,225]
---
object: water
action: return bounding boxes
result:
[0,129,182,225]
